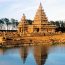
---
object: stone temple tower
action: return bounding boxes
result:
[18,14,28,36]
[32,3,56,33]
[33,3,48,25]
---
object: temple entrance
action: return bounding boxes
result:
[19,27,21,32]
[34,28,39,32]
[36,28,39,32]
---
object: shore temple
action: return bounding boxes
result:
[1,3,65,47]
[18,3,56,36]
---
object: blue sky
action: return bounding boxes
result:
[0,0,65,21]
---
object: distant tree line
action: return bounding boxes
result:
[0,18,65,32]
[0,18,18,30]
[50,21,65,32]
[27,19,33,25]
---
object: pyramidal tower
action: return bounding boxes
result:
[21,14,27,24]
[18,14,28,36]
[33,3,48,25]
[32,3,56,33]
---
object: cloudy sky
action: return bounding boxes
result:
[0,0,65,21]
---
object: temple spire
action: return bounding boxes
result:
[21,13,26,21]
[33,3,48,24]
[38,2,43,10]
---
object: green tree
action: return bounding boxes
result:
[27,19,33,25]
[55,21,60,28]
[4,18,9,30]
[0,19,4,30]
[11,18,18,30]
[15,20,19,26]
[60,21,64,28]
[50,21,55,25]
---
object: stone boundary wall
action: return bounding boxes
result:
[0,31,65,45]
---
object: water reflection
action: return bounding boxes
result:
[0,46,65,65]
[19,45,48,65]
[0,48,6,55]
[33,45,48,65]
[19,46,29,63]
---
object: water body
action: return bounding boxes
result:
[0,45,65,65]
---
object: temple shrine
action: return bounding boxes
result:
[18,3,56,36]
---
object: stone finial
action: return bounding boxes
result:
[23,13,25,16]
[21,13,26,21]
[38,3,42,10]
[40,2,42,7]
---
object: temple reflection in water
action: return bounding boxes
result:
[33,45,48,65]
[19,46,29,63]
[0,45,48,65]
[0,46,65,65]
[19,45,48,65]
[0,48,7,55]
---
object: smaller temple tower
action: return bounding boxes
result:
[18,14,28,36]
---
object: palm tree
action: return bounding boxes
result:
[15,20,18,30]
[11,18,18,30]
[4,18,9,30]
[55,21,60,28]
[27,19,33,25]
[0,19,4,30]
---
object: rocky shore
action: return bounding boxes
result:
[0,33,65,48]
